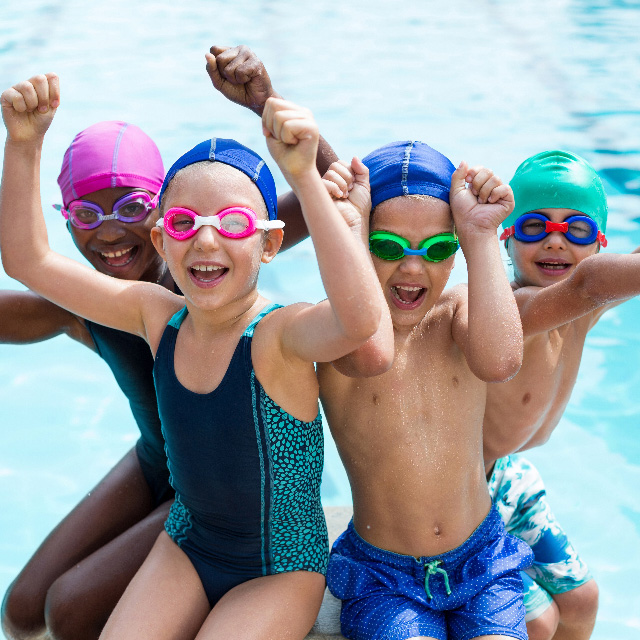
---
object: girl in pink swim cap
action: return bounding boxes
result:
[0,118,180,640]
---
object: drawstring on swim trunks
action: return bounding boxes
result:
[424,559,451,599]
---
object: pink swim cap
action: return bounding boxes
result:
[57,121,164,207]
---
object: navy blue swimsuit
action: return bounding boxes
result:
[154,304,328,606]
[85,321,172,505]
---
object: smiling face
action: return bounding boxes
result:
[370,195,456,330]
[507,207,600,288]
[67,187,165,283]
[150,162,281,311]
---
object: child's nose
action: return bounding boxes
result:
[95,219,126,242]
[544,231,568,250]
[398,254,424,274]
[194,224,220,250]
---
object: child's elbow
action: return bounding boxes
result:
[1,253,21,282]
[343,307,381,345]
[474,351,522,383]
[575,255,611,305]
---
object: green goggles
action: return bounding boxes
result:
[369,231,459,262]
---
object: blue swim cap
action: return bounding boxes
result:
[363,141,456,210]
[158,138,278,220]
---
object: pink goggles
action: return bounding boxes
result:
[54,191,157,230]
[156,206,285,241]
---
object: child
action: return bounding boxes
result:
[0,74,385,639]
[0,119,176,640]
[482,149,640,640]
[317,142,532,640]
[1,56,337,640]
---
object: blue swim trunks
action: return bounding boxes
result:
[327,506,533,640]
[488,455,593,621]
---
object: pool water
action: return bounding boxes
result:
[1,1,639,636]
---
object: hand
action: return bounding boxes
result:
[322,159,371,241]
[449,162,514,236]
[262,98,318,182]
[206,45,280,115]
[1,73,59,144]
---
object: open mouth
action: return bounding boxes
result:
[189,264,228,286]
[98,246,138,269]
[390,285,427,309]
[536,260,571,274]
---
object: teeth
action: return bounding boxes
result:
[192,265,222,272]
[101,247,133,258]
[394,285,422,291]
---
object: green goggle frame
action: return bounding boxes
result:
[369,231,459,262]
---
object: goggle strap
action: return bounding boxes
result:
[597,231,607,248]
[53,204,69,220]
[499,227,515,242]
[255,220,285,230]
[193,215,222,231]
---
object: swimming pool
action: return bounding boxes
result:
[1,0,639,636]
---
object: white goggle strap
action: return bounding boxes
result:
[192,216,223,231]
[255,220,285,230]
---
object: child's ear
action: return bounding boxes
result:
[261,228,283,264]
[150,227,166,259]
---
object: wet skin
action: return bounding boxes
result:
[1,187,176,640]
[319,196,492,557]
[483,208,600,464]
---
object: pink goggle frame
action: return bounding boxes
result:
[156,206,285,241]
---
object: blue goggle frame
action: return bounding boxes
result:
[500,213,607,247]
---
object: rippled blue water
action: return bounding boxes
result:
[1,1,639,636]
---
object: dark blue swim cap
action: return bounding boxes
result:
[158,138,278,220]
[363,141,456,210]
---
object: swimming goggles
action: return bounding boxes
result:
[156,206,285,241]
[369,231,459,262]
[500,213,607,247]
[54,191,157,230]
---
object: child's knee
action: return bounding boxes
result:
[45,572,106,640]
[1,576,47,639]
[525,600,559,640]
[553,579,599,623]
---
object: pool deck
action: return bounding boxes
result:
[305,506,352,639]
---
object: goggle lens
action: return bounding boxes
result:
[424,240,459,261]
[219,213,252,235]
[370,238,406,260]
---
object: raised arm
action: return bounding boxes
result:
[205,45,338,249]
[318,160,394,376]
[450,163,523,382]
[0,289,94,347]
[262,98,383,363]
[514,247,640,336]
[0,74,175,343]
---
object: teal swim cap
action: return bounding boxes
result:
[504,150,608,233]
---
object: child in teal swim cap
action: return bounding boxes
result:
[483,149,640,640]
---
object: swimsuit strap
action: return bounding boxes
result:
[168,306,189,330]
[243,303,282,337]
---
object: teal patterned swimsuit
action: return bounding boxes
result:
[154,304,328,605]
